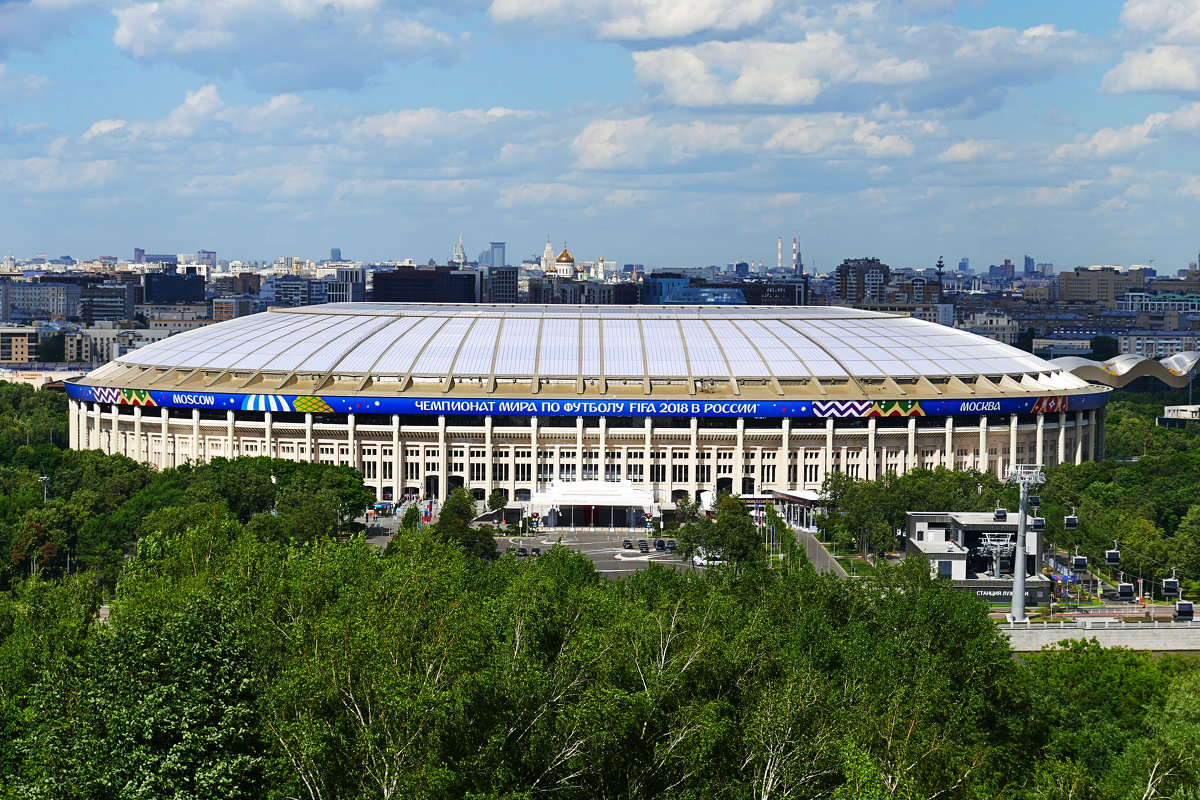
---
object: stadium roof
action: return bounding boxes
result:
[79,303,1098,401]
[1051,351,1200,389]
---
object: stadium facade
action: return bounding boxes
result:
[65,304,1111,504]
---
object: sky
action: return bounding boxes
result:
[3,0,1200,272]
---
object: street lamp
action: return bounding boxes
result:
[1004,464,1045,623]
[270,474,278,516]
[38,475,49,503]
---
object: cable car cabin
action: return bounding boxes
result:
[1064,515,1079,530]
[1105,549,1121,567]
[1174,600,1194,622]
[1118,582,1135,601]
[1072,555,1088,572]
[1032,516,1046,530]
[993,507,1008,522]
[1164,578,1181,598]
[1029,495,1042,507]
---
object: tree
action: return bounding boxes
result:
[1089,335,1119,361]
[487,489,507,513]
[35,334,65,363]
[433,486,496,560]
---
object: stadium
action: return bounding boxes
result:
[65,303,1111,520]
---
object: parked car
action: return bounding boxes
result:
[666,540,676,552]
[623,539,633,550]
[654,539,666,551]
[531,547,542,557]
[638,539,650,552]
[517,547,528,557]
[506,546,516,555]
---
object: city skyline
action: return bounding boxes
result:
[4,1,1200,270]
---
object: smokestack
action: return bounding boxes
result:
[778,237,783,270]
[792,238,798,273]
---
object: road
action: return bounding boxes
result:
[797,531,847,577]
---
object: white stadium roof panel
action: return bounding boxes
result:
[494,317,541,376]
[602,318,644,377]
[678,319,730,377]
[335,317,423,373]
[97,303,1099,396]
[539,318,581,377]
[454,316,503,376]
[411,316,474,375]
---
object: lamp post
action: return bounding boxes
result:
[1005,464,1044,623]
[38,475,49,503]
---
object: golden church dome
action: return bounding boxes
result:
[556,246,574,263]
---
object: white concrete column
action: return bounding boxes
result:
[643,417,653,488]
[978,416,988,473]
[1035,414,1045,468]
[347,413,356,471]
[305,412,314,463]
[1009,414,1018,469]
[68,399,79,450]
[159,407,170,470]
[192,408,201,464]
[944,416,954,469]
[779,417,790,488]
[530,416,539,488]
[110,404,120,456]
[134,405,143,463]
[824,418,834,481]
[484,416,493,488]
[1057,411,1067,466]
[736,417,746,491]
[575,416,584,482]
[1074,410,1085,464]
[867,417,877,480]
[392,415,402,493]
[438,415,448,500]
[599,417,608,481]
[906,416,916,474]
[264,411,273,459]
[225,410,235,459]
[92,402,102,451]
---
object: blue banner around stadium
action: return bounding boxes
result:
[66,383,1109,419]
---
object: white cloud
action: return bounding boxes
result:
[1102,45,1200,93]
[633,33,930,108]
[1103,1,1200,94]
[82,119,128,139]
[0,64,51,105]
[110,0,476,90]
[345,107,536,146]
[632,23,1096,112]
[937,139,1008,163]
[489,0,775,40]
[1053,101,1200,159]
[572,116,743,169]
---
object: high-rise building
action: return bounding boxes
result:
[144,272,205,304]
[487,265,519,304]
[326,267,367,303]
[196,250,217,269]
[79,282,136,324]
[1023,255,1035,275]
[490,242,506,268]
[373,267,481,303]
[958,258,969,272]
[330,247,342,262]
[834,257,890,302]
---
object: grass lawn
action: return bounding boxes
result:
[835,556,876,576]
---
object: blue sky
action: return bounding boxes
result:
[3,0,1200,272]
